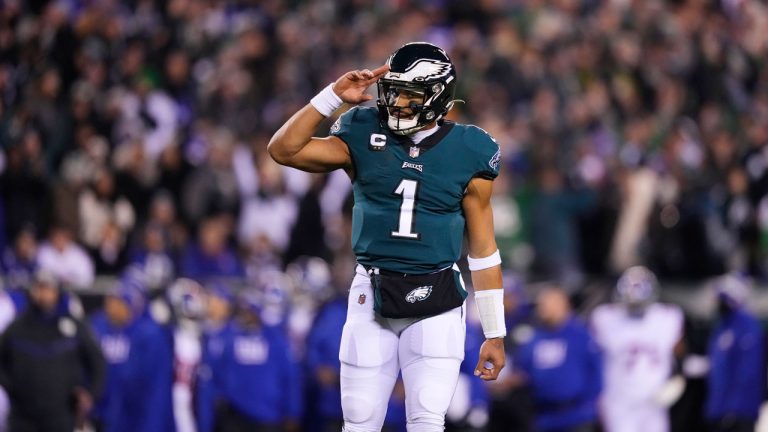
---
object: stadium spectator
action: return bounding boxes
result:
[36,225,95,289]
[0,226,37,292]
[127,222,175,291]
[179,215,243,279]
[78,168,135,251]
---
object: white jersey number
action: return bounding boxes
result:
[391,179,420,239]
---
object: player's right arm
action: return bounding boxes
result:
[268,65,389,173]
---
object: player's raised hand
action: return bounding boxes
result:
[475,338,506,381]
[332,64,389,104]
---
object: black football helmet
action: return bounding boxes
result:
[377,42,457,135]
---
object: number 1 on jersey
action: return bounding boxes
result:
[391,179,420,239]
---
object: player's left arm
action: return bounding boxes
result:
[462,176,506,381]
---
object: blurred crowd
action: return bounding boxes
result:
[2,0,768,430]
[2,0,768,290]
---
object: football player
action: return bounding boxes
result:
[705,274,764,432]
[166,278,207,432]
[269,42,506,431]
[591,266,684,432]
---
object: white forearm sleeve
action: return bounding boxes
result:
[467,250,501,271]
[310,83,343,117]
[474,289,506,339]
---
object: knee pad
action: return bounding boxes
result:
[406,411,444,432]
[342,425,381,432]
[341,393,375,425]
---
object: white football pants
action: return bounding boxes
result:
[600,398,669,432]
[340,265,466,432]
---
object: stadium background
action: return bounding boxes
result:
[1,0,768,430]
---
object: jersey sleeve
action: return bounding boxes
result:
[465,126,501,180]
[329,106,359,144]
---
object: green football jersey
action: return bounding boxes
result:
[331,107,500,274]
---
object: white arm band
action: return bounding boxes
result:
[310,83,343,117]
[474,289,506,339]
[467,250,501,271]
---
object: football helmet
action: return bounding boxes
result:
[167,278,206,321]
[377,42,457,135]
[285,256,332,299]
[616,266,658,309]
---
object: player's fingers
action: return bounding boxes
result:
[486,362,502,380]
[363,65,390,85]
[371,64,390,77]
[473,358,489,377]
[345,70,364,81]
[477,366,495,381]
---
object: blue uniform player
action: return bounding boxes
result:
[89,280,175,432]
[270,42,507,432]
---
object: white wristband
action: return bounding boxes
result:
[310,83,343,117]
[474,289,506,339]
[467,250,501,271]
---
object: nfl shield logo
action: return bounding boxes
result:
[358,294,366,305]
[409,146,420,158]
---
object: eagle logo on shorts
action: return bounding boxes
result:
[405,286,432,303]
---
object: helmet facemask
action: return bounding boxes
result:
[378,79,450,135]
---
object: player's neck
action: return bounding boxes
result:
[409,123,439,145]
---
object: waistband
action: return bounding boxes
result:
[355,263,459,277]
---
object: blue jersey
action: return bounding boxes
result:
[196,321,233,432]
[331,107,500,273]
[706,309,765,420]
[90,312,175,432]
[304,298,347,421]
[203,321,303,425]
[517,317,602,431]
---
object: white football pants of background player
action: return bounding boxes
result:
[340,265,466,432]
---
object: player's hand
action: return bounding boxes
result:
[474,337,505,381]
[73,386,94,427]
[332,64,389,104]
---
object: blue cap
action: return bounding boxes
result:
[238,288,262,314]
[715,273,750,308]
[109,277,146,314]
[205,280,235,304]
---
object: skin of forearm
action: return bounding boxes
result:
[268,104,326,164]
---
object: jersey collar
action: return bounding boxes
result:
[394,121,455,157]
